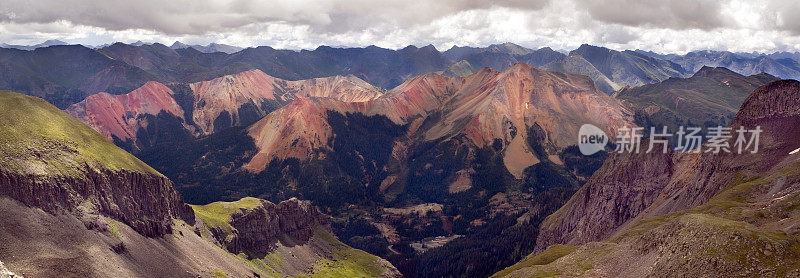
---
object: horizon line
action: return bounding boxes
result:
[3,40,798,56]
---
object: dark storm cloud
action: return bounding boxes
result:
[1,0,799,53]
[597,26,639,44]
[0,0,317,35]
[576,0,727,30]
[304,0,546,34]
[0,0,549,35]
[769,0,800,35]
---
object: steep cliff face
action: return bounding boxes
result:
[196,197,329,255]
[536,80,800,252]
[191,197,401,277]
[644,79,800,217]
[0,168,192,237]
[0,90,193,237]
[533,148,677,252]
[0,195,277,278]
[501,80,800,277]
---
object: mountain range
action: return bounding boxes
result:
[66,69,383,150]
[4,39,800,278]
[60,62,630,277]
[19,48,786,277]
[0,39,68,50]
[443,43,689,94]
[3,41,799,110]
[169,41,244,54]
[62,60,799,277]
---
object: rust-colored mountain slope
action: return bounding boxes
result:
[67,81,187,144]
[68,69,384,149]
[245,63,634,177]
[190,69,382,134]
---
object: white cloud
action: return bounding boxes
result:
[0,0,799,53]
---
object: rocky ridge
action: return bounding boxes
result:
[67,69,384,149]
[189,69,382,134]
[499,80,800,277]
[533,147,677,251]
[244,63,634,177]
[614,66,779,137]
[536,79,800,252]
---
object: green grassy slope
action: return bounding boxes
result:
[302,228,389,278]
[0,90,159,177]
[190,197,262,235]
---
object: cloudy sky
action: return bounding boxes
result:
[1,0,799,54]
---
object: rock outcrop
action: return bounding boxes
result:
[0,260,22,278]
[213,198,329,255]
[191,197,402,277]
[0,168,193,237]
